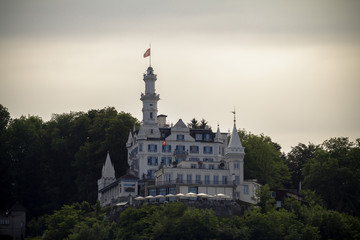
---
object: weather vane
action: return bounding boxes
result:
[231,107,236,123]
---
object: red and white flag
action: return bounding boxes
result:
[144,48,150,58]
[162,140,167,146]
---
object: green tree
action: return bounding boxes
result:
[43,201,114,240]
[303,137,360,215]
[0,104,10,133]
[72,107,137,203]
[239,130,291,188]
[300,204,360,239]
[44,112,89,207]
[255,184,276,213]
[199,118,208,129]
[286,143,318,189]
[187,118,199,129]
[0,104,13,208]
[6,115,52,218]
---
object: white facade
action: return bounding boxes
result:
[151,122,260,203]
[98,66,260,206]
[124,66,260,204]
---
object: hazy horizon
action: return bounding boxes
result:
[1,0,359,153]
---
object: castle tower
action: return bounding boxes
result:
[97,152,116,200]
[138,67,161,139]
[226,119,245,184]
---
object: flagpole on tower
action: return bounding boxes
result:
[143,45,151,67]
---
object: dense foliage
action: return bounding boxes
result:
[239,130,291,188]
[286,138,360,216]
[28,195,360,240]
[0,104,138,218]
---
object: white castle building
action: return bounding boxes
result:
[97,66,260,206]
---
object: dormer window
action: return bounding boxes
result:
[177,134,185,141]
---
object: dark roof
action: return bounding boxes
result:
[120,174,139,179]
[9,202,26,212]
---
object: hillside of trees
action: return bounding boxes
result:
[27,189,360,240]
[1,103,359,238]
[0,104,138,218]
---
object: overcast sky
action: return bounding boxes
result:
[0,0,359,153]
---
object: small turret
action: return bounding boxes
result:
[97,152,116,201]
[126,130,133,147]
[225,111,245,184]
[214,124,223,143]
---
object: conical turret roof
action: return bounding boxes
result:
[215,125,222,143]
[228,123,243,149]
[226,122,245,155]
[102,152,115,179]
[126,130,133,147]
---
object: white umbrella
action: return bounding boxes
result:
[116,202,128,206]
[165,194,175,197]
[155,195,165,198]
[145,195,155,199]
[216,193,227,199]
[197,193,209,198]
[176,193,185,197]
[134,196,145,200]
[185,192,197,198]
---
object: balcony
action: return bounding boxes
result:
[155,179,235,186]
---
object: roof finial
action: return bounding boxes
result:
[231,107,236,123]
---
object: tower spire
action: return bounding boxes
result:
[231,107,236,123]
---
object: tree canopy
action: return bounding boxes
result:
[1,106,138,218]
[238,130,291,188]
[28,199,360,240]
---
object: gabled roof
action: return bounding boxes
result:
[173,119,187,129]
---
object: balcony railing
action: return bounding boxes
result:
[155,179,235,186]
